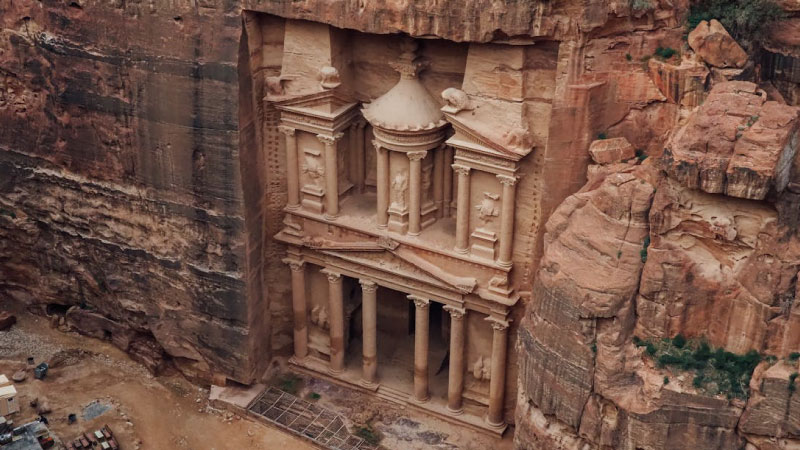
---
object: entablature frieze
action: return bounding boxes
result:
[279,107,361,136]
[451,145,519,178]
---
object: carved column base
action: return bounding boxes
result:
[446,405,464,416]
[470,228,497,261]
[388,205,409,234]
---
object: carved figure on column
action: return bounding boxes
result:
[476,192,499,225]
[472,356,491,381]
[311,305,329,330]
[303,156,325,187]
[391,172,408,208]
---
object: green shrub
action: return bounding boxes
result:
[654,46,678,60]
[664,376,670,385]
[598,132,608,140]
[790,373,799,393]
[789,352,800,362]
[355,425,381,445]
[631,0,654,11]
[687,0,785,49]
[626,53,633,61]
[638,336,763,399]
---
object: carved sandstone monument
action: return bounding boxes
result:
[2,0,800,448]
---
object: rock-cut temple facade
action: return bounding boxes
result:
[269,24,543,433]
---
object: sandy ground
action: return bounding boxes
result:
[0,311,312,450]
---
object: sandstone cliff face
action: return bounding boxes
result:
[0,0,268,383]
[517,82,800,449]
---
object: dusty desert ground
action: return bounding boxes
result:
[0,307,312,450]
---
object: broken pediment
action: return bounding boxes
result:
[442,90,534,161]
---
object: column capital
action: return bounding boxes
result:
[321,269,342,283]
[497,174,518,186]
[452,164,471,176]
[284,259,305,272]
[359,279,378,293]
[372,139,384,152]
[443,305,466,320]
[486,316,511,331]
[278,125,296,137]
[407,151,428,162]
[317,133,344,146]
[355,119,368,130]
[408,295,430,309]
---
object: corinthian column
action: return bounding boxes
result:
[318,133,343,220]
[453,164,471,253]
[324,270,345,374]
[279,126,300,210]
[375,141,389,228]
[286,260,308,360]
[408,151,427,236]
[410,295,430,403]
[497,175,518,267]
[360,280,378,386]
[486,317,510,427]
[443,305,466,414]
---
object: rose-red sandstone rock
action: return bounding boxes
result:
[588,137,635,164]
[688,19,749,68]
[664,81,800,200]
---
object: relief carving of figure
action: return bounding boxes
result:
[475,192,500,224]
[391,172,408,208]
[311,305,329,330]
[302,155,325,187]
[318,66,341,90]
[421,164,433,198]
[472,356,491,381]
[441,87,473,113]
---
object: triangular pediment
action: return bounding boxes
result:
[442,98,534,160]
[321,248,476,295]
[275,90,358,119]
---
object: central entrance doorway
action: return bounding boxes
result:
[345,284,450,400]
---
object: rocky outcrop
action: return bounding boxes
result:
[688,20,749,69]
[664,81,800,200]
[517,79,800,449]
[588,137,635,164]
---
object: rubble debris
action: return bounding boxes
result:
[0,313,16,332]
[9,372,25,384]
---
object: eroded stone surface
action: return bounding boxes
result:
[688,19,749,69]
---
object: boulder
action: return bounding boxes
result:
[688,19,748,68]
[0,311,16,331]
[664,81,800,200]
[11,370,26,382]
[588,137,636,164]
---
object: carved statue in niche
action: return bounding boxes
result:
[475,192,500,225]
[302,155,325,187]
[391,172,408,208]
[472,356,491,381]
[311,305,329,330]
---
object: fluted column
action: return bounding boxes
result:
[287,260,308,360]
[324,270,345,374]
[433,146,444,218]
[410,295,430,402]
[444,305,466,414]
[497,175,518,267]
[360,280,378,386]
[408,151,427,236]
[279,126,300,210]
[443,146,454,217]
[318,133,343,220]
[375,141,389,228]
[486,317,510,427]
[453,164,471,253]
